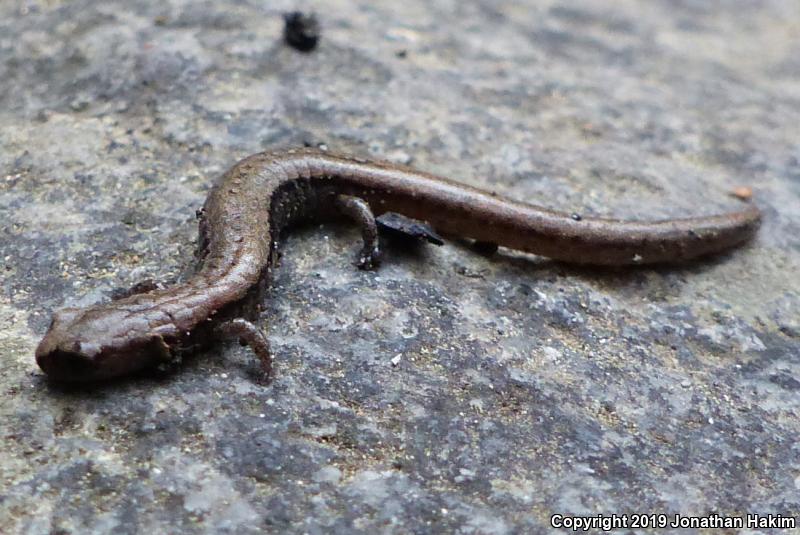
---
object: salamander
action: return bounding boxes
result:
[35,148,761,382]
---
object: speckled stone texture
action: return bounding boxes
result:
[1,1,799,533]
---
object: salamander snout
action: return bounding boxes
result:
[35,306,170,382]
[36,346,96,380]
[35,308,98,381]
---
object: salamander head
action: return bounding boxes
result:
[35,305,172,382]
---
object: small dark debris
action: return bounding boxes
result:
[396,49,408,58]
[455,265,488,279]
[376,212,444,245]
[778,325,799,338]
[120,209,139,226]
[769,373,800,391]
[302,139,329,150]
[283,12,320,53]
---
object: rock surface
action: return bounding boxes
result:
[1,1,799,533]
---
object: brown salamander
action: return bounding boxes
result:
[35,148,761,382]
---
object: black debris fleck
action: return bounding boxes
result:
[283,11,320,52]
[376,212,444,246]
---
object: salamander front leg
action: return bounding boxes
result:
[215,318,272,383]
[334,194,381,270]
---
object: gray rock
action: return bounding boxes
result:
[1,1,798,533]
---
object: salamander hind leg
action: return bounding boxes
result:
[334,194,382,270]
[215,318,273,384]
